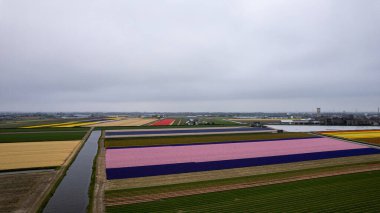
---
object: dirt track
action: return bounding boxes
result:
[105,164,380,206]
[93,132,106,213]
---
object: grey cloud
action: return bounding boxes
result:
[0,0,379,112]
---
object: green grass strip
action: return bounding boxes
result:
[87,131,103,213]
[106,170,380,212]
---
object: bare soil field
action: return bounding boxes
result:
[0,171,56,212]
[87,118,157,127]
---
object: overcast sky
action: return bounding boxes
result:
[1,0,379,112]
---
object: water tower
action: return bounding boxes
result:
[317,108,321,117]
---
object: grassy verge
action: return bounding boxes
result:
[107,170,380,212]
[105,132,314,148]
[87,131,103,213]
[105,161,380,198]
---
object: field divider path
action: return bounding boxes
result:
[105,164,380,206]
[93,131,106,213]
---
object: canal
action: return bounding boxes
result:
[43,130,101,213]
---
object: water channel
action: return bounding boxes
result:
[43,130,101,213]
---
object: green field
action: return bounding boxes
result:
[0,131,88,142]
[0,127,89,133]
[105,132,314,148]
[107,170,380,212]
[0,118,90,128]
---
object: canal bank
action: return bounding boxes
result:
[43,130,101,213]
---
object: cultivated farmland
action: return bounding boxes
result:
[105,137,380,179]
[0,131,87,142]
[0,171,56,212]
[105,132,319,148]
[321,129,380,146]
[104,127,276,138]
[98,127,380,212]
[0,118,89,128]
[0,140,80,171]
[228,118,283,124]
[22,118,112,128]
[87,118,157,127]
[106,154,380,190]
[149,118,176,126]
[0,126,91,212]
[0,127,89,133]
[106,170,380,212]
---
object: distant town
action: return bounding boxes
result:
[1,108,380,127]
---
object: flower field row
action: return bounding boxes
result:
[320,130,380,146]
[105,137,380,179]
[0,140,80,171]
[322,130,380,139]
[105,154,380,190]
[149,118,176,126]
